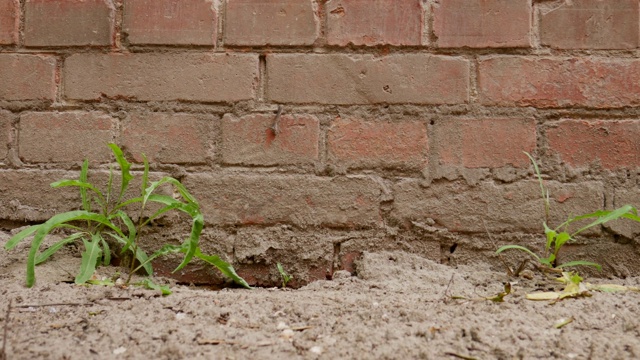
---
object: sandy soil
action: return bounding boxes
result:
[2,231,640,360]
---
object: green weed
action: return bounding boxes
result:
[496,152,640,272]
[4,143,250,289]
[277,262,293,289]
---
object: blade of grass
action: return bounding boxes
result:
[75,234,103,284]
[79,159,90,211]
[51,180,106,207]
[100,235,111,266]
[4,225,40,250]
[108,143,133,204]
[26,211,124,287]
[572,205,635,236]
[35,232,85,265]
[194,249,251,289]
[496,245,541,262]
[556,261,602,271]
[173,213,203,272]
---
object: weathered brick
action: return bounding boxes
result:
[267,54,469,105]
[221,113,319,166]
[540,0,639,49]
[19,112,116,163]
[123,0,217,45]
[326,0,422,46]
[434,118,536,168]
[0,170,79,222]
[327,117,428,170]
[122,112,213,164]
[24,0,113,47]
[0,170,171,222]
[0,110,11,163]
[0,55,56,101]
[547,120,640,170]
[392,180,604,233]
[183,174,382,228]
[433,0,531,48]
[478,57,640,108]
[0,0,18,44]
[64,53,258,102]
[225,0,317,46]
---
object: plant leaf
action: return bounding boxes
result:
[496,245,541,262]
[173,213,203,272]
[51,179,105,207]
[553,232,572,254]
[101,235,111,266]
[586,283,640,293]
[75,234,103,284]
[556,260,602,271]
[144,177,198,208]
[79,159,91,211]
[26,210,123,287]
[194,249,251,289]
[136,278,172,296]
[35,232,85,265]
[571,205,635,236]
[105,232,153,275]
[5,225,40,250]
[543,223,556,252]
[141,153,149,197]
[108,143,133,203]
[115,211,137,254]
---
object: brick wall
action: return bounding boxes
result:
[2,0,640,286]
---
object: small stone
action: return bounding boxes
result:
[333,270,352,279]
[276,321,288,330]
[113,347,126,355]
[520,269,534,280]
[309,346,323,355]
[280,329,295,340]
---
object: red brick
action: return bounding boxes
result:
[433,0,531,48]
[0,0,18,44]
[327,117,428,170]
[19,112,116,163]
[24,0,113,47]
[391,180,603,233]
[183,174,382,228]
[479,57,640,108]
[64,53,258,102]
[0,169,171,222]
[123,0,217,46]
[540,0,639,49]
[0,111,11,163]
[547,120,640,170]
[326,0,422,46]
[225,0,317,46]
[122,112,213,164]
[0,55,56,101]
[267,54,469,105]
[434,118,536,168]
[221,113,319,166]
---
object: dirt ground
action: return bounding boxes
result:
[2,231,640,360]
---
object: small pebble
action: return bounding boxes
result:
[333,270,352,280]
[280,329,294,340]
[113,347,126,355]
[276,321,288,330]
[309,346,323,355]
